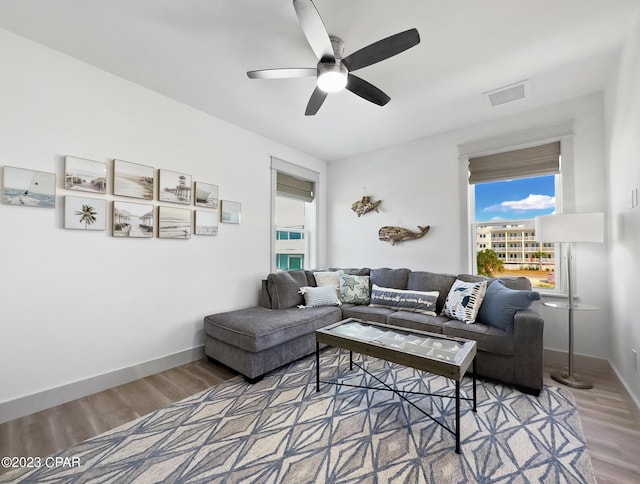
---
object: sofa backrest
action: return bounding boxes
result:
[370,268,410,289]
[456,273,532,291]
[259,268,532,310]
[327,267,371,276]
[407,271,457,314]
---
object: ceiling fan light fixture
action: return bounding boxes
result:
[317,63,347,92]
[247,1,420,114]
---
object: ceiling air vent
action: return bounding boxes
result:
[484,80,529,107]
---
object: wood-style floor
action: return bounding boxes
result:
[1,356,639,482]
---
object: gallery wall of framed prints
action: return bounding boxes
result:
[1,155,233,239]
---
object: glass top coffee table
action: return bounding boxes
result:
[315,318,477,454]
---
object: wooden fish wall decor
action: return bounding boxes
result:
[378,225,430,245]
[351,195,382,217]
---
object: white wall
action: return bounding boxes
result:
[328,92,611,360]
[0,29,327,418]
[605,12,640,405]
[327,134,462,272]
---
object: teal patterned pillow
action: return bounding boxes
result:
[339,273,370,305]
[442,279,488,324]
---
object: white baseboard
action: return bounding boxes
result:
[0,346,204,424]
[609,361,640,423]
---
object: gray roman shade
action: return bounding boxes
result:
[468,141,560,184]
[277,172,314,202]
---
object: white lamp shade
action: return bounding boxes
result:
[535,212,604,243]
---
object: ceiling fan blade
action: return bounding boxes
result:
[305,86,328,115]
[342,28,420,72]
[293,0,335,61]
[346,74,390,106]
[247,68,316,79]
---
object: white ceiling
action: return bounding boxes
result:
[1,0,638,161]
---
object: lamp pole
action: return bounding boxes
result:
[551,243,593,389]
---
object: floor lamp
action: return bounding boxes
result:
[535,212,604,389]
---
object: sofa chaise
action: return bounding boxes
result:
[204,268,543,395]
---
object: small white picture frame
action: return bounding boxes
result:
[220,200,241,224]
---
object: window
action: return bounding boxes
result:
[275,197,306,271]
[276,230,305,241]
[271,157,318,272]
[469,142,561,290]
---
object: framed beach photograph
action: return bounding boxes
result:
[158,169,192,205]
[194,181,219,209]
[195,210,218,236]
[64,196,107,231]
[64,156,107,193]
[113,159,154,200]
[158,206,191,239]
[112,201,154,238]
[220,200,241,224]
[2,166,56,208]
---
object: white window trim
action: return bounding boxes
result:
[458,121,575,297]
[271,157,319,272]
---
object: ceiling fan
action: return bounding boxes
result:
[246,0,420,115]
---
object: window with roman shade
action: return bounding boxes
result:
[466,141,562,291]
[468,141,560,184]
[271,157,319,272]
[276,172,314,202]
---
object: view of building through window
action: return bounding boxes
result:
[474,174,557,289]
[275,196,306,271]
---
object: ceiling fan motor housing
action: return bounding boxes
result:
[317,61,347,92]
[316,35,347,93]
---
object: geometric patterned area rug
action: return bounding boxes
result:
[1,348,595,483]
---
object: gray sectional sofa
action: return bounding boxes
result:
[204,268,544,395]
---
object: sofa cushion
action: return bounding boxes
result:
[204,306,342,353]
[443,319,515,356]
[387,311,448,334]
[477,281,540,331]
[341,305,395,324]
[442,279,487,324]
[369,284,438,315]
[267,270,311,309]
[407,271,457,314]
[339,273,371,305]
[370,268,410,289]
[299,284,341,307]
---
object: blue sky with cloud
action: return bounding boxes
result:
[475,175,556,222]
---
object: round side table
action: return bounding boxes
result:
[544,301,599,389]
